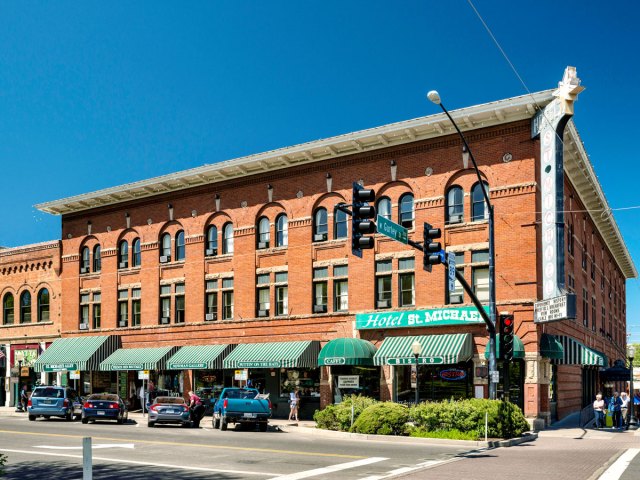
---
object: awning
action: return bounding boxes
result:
[166,345,234,370]
[33,336,121,373]
[551,336,607,367]
[100,346,179,371]
[600,361,631,381]
[318,338,377,366]
[483,334,525,360]
[373,333,473,366]
[540,334,564,359]
[223,341,320,369]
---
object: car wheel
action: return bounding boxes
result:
[28,415,36,421]
[117,415,123,425]
[212,417,220,429]
[220,417,228,431]
[148,421,155,428]
[259,422,268,432]
[43,415,50,420]
[81,417,88,424]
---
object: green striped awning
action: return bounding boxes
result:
[551,336,607,367]
[223,341,320,369]
[33,336,121,373]
[166,345,234,370]
[100,346,179,371]
[484,334,525,360]
[318,338,377,366]
[373,333,473,366]
[540,334,564,360]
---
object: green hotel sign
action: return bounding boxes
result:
[43,363,78,372]
[356,306,488,330]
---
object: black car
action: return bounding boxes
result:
[82,393,128,424]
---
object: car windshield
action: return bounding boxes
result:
[31,387,64,398]
[88,394,119,401]
[155,397,185,405]
[224,389,257,400]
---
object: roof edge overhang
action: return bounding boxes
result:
[35,89,555,216]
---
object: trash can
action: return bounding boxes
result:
[605,410,613,427]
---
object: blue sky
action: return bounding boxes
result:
[1,1,639,342]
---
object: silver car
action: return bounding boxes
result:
[147,396,190,427]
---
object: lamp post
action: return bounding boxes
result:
[628,344,636,429]
[411,341,422,405]
[427,90,498,400]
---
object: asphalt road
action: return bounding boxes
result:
[0,415,474,479]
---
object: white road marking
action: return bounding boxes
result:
[272,457,387,480]
[359,458,453,480]
[35,443,134,450]
[599,448,640,480]
[1,448,277,476]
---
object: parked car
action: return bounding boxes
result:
[27,386,83,421]
[148,396,191,427]
[212,387,271,432]
[81,393,128,424]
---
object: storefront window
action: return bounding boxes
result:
[395,362,473,403]
[279,369,320,399]
[331,365,380,403]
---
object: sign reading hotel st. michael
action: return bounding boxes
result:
[355,306,489,330]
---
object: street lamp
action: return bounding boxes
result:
[427,90,498,400]
[628,344,636,429]
[411,341,422,405]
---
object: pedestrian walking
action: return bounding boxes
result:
[620,392,630,428]
[20,385,29,412]
[188,390,205,428]
[593,393,605,429]
[288,387,299,422]
[609,391,623,429]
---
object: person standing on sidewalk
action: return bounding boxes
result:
[620,392,630,428]
[593,393,605,429]
[609,391,623,429]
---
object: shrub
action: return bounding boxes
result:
[0,452,6,477]
[313,395,378,431]
[351,402,409,435]
[408,427,479,440]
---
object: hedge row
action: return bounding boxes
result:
[313,395,530,439]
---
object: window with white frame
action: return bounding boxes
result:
[375,260,393,308]
[275,272,288,316]
[222,278,234,320]
[313,267,328,313]
[334,265,349,312]
[398,257,415,307]
[205,280,218,321]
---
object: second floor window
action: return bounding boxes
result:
[376,260,393,309]
[132,288,141,326]
[38,288,50,322]
[446,186,464,224]
[275,272,288,316]
[118,290,129,327]
[313,268,329,313]
[175,283,185,323]
[205,280,218,321]
[222,278,234,320]
[398,258,415,307]
[20,291,31,323]
[118,241,129,269]
[3,293,14,325]
[313,208,328,242]
[446,252,465,305]
[334,267,348,312]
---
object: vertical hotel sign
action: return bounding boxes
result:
[532,67,585,299]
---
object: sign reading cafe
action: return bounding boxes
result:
[356,306,488,330]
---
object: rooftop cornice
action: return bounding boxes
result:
[35,90,555,216]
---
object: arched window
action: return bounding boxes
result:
[334,208,348,239]
[399,193,414,229]
[276,214,288,247]
[471,182,489,221]
[3,293,14,325]
[376,197,391,221]
[313,208,328,242]
[206,225,218,255]
[38,288,50,322]
[20,291,31,323]
[446,186,464,224]
[257,217,270,248]
[118,240,129,269]
[223,223,234,254]
[81,247,90,273]
[132,238,141,267]
[160,233,171,260]
[93,245,101,272]
[175,230,185,261]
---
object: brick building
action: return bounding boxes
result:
[2,69,634,425]
[1,241,62,406]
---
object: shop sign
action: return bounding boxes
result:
[111,363,144,371]
[385,357,444,365]
[237,361,280,368]
[13,349,39,367]
[21,367,30,377]
[439,369,467,381]
[69,370,81,380]
[337,375,359,388]
[534,293,576,324]
[43,363,78,372]
[234,369,248,381]
[323,357,346,365]
[356,306,487,330]
[168,362,207,369]
[138,370,150,380]
[201,375,217,383]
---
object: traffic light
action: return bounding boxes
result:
[499,314,515,361]
[351,182,376,258]
[422,222,442,272]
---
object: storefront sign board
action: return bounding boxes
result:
[168,362,207,369]
[322,357,346,365]
[534,293,576,323]
[386,357,444,365]
[138,370,150,380]
[70,370,81,380]
[237,361,281,368]
[111,363,144,371]
[356,306,487,330]
[337,375,359,388]
[43,363,78,372]
[439,369,467,381]
[234,369,248,381]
